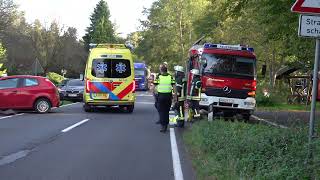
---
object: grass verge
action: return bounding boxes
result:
[183,120,320,179]
[61,100,74,106]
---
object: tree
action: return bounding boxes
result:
[134,0,209,70]
[0,42,6,62]
[0,0,17,33]
[83,0,116,50]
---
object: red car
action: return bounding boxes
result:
[0,75,60,113]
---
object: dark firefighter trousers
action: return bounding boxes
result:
[157,93,172,126]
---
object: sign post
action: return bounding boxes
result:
[292,0,320,163]
[308,39,319,160]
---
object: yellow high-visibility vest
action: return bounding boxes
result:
[155,75,175,93]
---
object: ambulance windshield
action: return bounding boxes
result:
[202,53,256,79]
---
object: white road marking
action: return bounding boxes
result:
[52,102,79,109]
[0,113,25,120]
[136,94,153,97]
[136,102,154,105]
[61,119,90,133]
[0,150,31,166]
[0,102,79,120]
[251,115,288,129]
[170,128,184,180]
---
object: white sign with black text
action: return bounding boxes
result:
[299,15,320,37]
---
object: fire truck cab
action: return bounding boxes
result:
[198,43,257,120]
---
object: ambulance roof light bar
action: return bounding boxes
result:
[89,43,128,49]
[204,43,254,52]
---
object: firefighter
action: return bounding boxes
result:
[153,65,175,132]
[187,69,202,120]
[172,65,186,127]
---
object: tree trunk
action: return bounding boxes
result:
[179,0,185,63]
[270,49,276,88]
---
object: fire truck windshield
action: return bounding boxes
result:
[202,53,256,79]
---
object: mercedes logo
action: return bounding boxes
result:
[223,86,231,94]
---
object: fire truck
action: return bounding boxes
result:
[187,43,257,121]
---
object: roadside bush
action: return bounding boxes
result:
[256,93,277,106]
[184,121,320,179]
[47,72,64,85]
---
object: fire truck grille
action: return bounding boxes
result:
[205,88,249,99]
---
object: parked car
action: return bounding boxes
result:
[59,79,84,102]
[0,75,60,113]
[57,79,70,88]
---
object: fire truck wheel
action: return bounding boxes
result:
[177,120,184,128]
[242,114,251,122]
[223,115,234,122]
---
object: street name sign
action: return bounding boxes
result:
[292,0,320,14]
[299,15,320,37]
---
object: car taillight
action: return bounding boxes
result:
[132,80,136,93]
[86,79,90,93]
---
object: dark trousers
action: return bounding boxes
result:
[158,93,172,126]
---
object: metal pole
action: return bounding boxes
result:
[308,38,320,160]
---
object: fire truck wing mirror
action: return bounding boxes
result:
[199,58,207,65]
[200,59,207,70]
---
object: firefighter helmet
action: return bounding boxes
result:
[191,69,200,75]
[174,65,184,72]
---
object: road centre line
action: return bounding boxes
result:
[61,119,90,133]
[136,94,153,97]
[0,113,25,120]
[136,102,154,105]
[170,128,184,180]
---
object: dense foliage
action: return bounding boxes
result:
[184,120,320,179]
[0,0,122,77]
[134,0,314,83]
[83,0,119,50]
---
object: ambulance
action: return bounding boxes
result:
[83,44,135,112]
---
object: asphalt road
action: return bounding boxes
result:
[0,91,196,180]
[254,110,320,127]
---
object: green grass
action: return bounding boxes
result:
[61,100,74,106]
[183,120,320,180]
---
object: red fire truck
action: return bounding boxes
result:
[187,43,257,121]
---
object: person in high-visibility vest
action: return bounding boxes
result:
[153,65,175,132]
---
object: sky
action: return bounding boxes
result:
[14,0,155,38]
